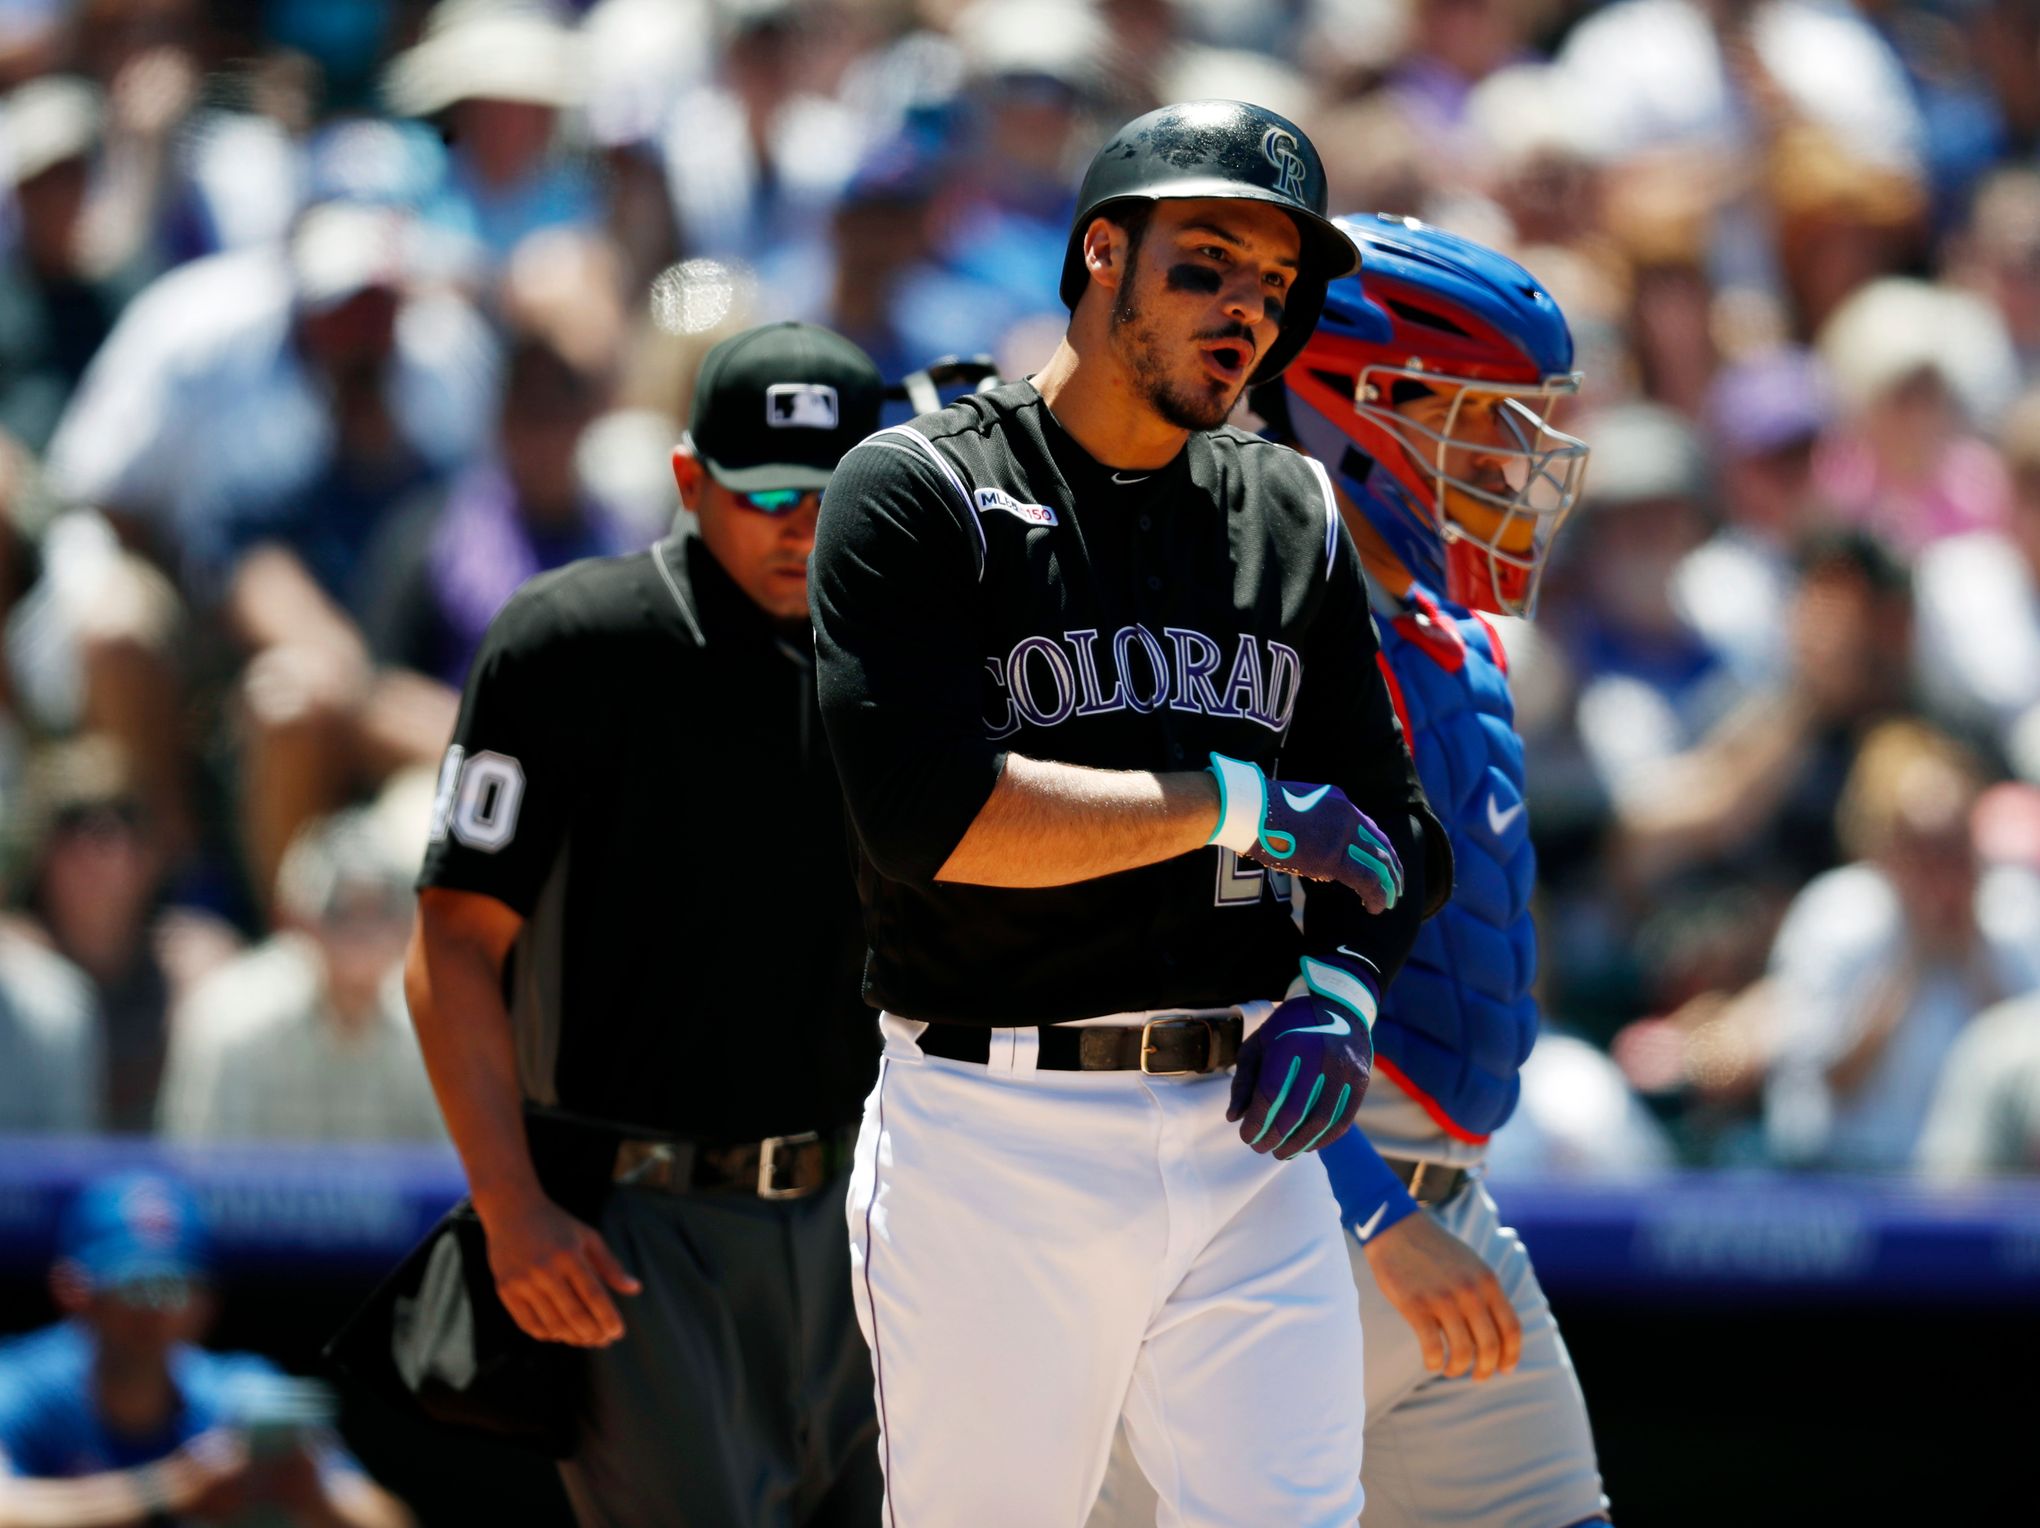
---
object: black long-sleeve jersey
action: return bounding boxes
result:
[811,379,1449,1026]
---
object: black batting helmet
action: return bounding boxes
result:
[1058,99,1360,384]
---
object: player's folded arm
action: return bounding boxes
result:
[812,441,1010,885]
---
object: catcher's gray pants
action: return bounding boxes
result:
[1089,1179,1607,1528]
[558,1177,881,1528]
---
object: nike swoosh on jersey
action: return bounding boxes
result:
[1355,1202,1390,1241]
[1282,784,1332,812]
[1486,794,1526,836]
[1110,471,1150,484]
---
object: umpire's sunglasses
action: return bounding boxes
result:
[724,485,822,516]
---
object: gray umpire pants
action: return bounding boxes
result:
[558,1176,882,1528]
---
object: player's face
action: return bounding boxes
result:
[675,447,823,622]
[1109,198,1302,431]
[1390,388,1538,557]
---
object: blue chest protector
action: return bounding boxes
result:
[1321,586,1539,1241]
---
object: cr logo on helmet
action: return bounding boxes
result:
[1261,128,1309,203]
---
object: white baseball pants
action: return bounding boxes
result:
[1090,1177,1608,1528]
[846,1013,1367,1528]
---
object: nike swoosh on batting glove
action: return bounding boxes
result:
[1206,753,1406,914]
[1225,951,1380,1159]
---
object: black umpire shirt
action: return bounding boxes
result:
[811,380,1447,1026]
[418,533,874,1142]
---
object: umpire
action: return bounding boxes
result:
[404,321,886,1527]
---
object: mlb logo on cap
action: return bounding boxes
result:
[689,322,884,493]
[766,383,840,430]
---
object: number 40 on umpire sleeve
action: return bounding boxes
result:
[428,745,527,853]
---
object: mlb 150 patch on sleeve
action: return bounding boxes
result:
[975,487,1058,525]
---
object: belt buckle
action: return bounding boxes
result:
[1140,1016,1215,1077]
[757,1131,821,1200]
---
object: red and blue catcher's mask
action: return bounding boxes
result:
[1254,215,1590,618]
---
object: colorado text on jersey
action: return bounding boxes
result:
[982,625,1303,737]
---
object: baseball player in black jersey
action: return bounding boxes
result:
[406,323,887,1528]
[812,102,1449,1527]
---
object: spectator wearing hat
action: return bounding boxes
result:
[156,807,443,1144]
[42,193,496,898]
[361,230,650,694]
[0,1170,412,1526]
[0,75,148,453]
[1765,119,1929,339]
[45,194,495,597]
[1458,63,1608,255]
[7,735,238,1132]
[760,135,956,385]
[1813,275,2017,553]
[656,0,867,265]
[383,0,602,269]
[1672,346,1838,688]
[227,229,646,893]
[1556,0,1925,187]
[1914,386,2040,781]
[940,0,1107,295]
[66,0,307,271]
[1507,404,1744,1029]
[1544,403,1740,805]
[1615,529,1918,896]
[1385,0,1540,157]
[1911,783,2040,1177]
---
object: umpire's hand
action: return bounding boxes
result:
[479,1192,642,1346]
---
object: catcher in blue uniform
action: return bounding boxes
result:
[1274,215,1607,1528]
[1089,216,1609,1528]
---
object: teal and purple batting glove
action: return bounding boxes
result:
[1206,753,1405,914]
[1226,950,1381,1159]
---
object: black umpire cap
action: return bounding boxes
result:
[690,322,885,492]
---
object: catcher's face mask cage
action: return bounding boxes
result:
[1356,364,1590,619]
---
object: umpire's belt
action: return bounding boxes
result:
[915,1014,1244,1075]
[1384,1156,1472,1208]
[612,1126,858,1201]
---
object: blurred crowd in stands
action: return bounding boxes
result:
[3,0,2040,1182]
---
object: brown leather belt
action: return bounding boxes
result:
[612,1127,858,1201]
[915,1014,1245,1075]
[1385,1156,1472,1207]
